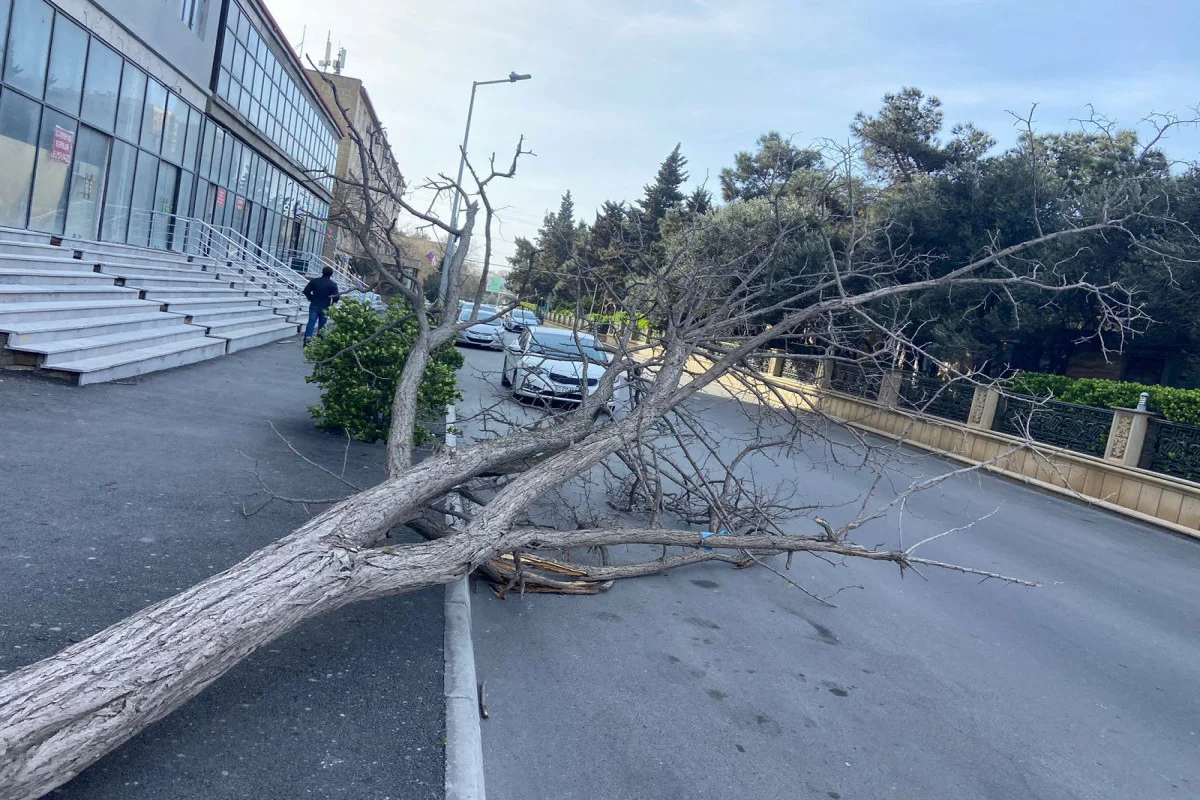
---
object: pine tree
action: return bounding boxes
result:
[636,144,689,244]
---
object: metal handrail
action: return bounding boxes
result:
[126,210,307,306]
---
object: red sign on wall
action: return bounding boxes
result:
[51,126,74,164]
[216,187,227,207]
[235,196,245,212]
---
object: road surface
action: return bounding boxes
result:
[454,343,1200,800]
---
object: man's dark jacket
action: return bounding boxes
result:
[303,276,340,310]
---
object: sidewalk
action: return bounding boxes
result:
[0,341,443,799]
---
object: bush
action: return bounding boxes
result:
[1004,372,1200,426]
[304,299,464,444]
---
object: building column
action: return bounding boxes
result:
[877,370,904,409]
[1104,406,1154,467]
[968,387,1000,430]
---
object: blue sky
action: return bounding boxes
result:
[270,0,1200,266]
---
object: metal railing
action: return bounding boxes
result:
[992,394,1113,457]
[125,210,308,309]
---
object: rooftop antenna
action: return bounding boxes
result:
[334,45,347,75]
[319,32,337,73]
[297,25,306,60]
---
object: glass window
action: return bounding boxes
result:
[0,89,40,227]
[64,126,109,239]
[149,161,176,248]
[177,169,194,217]
[0,0,11,71]
[232,42,244,80]
[235,5,248,42]
[161,91,186,164]
[5,0,52,98]
[115,63,145,142]
[28,109,76,233]
[141,78,166,152]
[219,132,234,187]
[128,149,157,244]
[183,106,200,169]
[80,39,121,132]
[100,138,135,241]
[44,13,86,114]
[198,121,214,179]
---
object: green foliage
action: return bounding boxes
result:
[586,311,649,331]
[1005,372,1200,426]
[304,299,463,444]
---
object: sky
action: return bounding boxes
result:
[267,0,1200,269]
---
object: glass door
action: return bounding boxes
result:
[63,127,110,240]
[150,161,178,250]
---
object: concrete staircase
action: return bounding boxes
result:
[0,229,305,385]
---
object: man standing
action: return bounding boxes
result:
[302,266,341,346]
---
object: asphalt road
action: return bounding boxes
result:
[0,341,443,800]
[454,344,1200,800]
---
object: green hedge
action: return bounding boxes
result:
[1004,372,1200,427]
[585,312,649,331]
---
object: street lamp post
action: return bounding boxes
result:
[437,71,532,307]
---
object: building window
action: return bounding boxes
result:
[99,139,135,241]
[179,0,199,30]
[63,126,109,239]
[5,0,52,99]
[28,108,76,234]
[80,39,121,133]
[114,62,146,143]
[140,78,166,153]
[0,88,41,227]
[45,12,86,115]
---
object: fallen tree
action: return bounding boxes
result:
[1,94,1196,799]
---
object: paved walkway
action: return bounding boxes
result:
[455,346,1200,800]
[0,342,443,799]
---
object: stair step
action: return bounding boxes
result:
[216,320,300,352]
[0,253,96,272]
[47,335,229,385]
[0,299,163,326]
[203,313,294,336]
[0,269,118,286]
[142,287,250,301]
[4,311,186,345]
[0,285,139,304]
[109,273,240,290]
[155,296,267,314]
[30,326,211,366]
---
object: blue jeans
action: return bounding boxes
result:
[304,306,328,342]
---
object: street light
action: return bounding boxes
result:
[437,72,532,307]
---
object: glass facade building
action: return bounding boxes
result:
[0,0,337,264]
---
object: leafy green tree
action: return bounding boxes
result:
[305,299,463,443]
[635,144,689,244]
[719,132,823,202]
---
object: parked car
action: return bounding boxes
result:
[501,326,611,405]
[455,304,505,349]
[502,308,541,333]
[341,289,385,313]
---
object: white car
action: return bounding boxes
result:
[455,304,505,350]
[502,308,541,333]
[501,326,611,405]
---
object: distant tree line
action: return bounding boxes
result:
[509,87,1200,383]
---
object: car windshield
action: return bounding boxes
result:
[528,332,609,362]
[458,308,503,326]
[512,310,539,323]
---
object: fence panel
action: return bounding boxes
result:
[1147,419,1200,481]
[829,363,883,400]
[993,395,1112,457]
[898,375,974,423]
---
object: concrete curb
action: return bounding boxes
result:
[442,404,487,800]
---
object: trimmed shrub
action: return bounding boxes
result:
[1004,372,1200,427]
[304,299,463,444]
